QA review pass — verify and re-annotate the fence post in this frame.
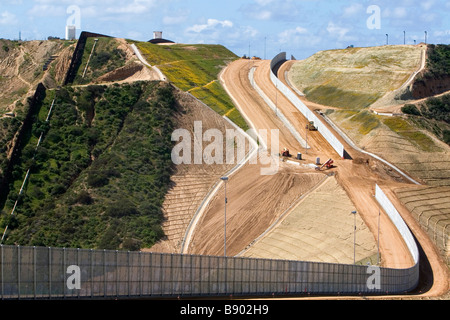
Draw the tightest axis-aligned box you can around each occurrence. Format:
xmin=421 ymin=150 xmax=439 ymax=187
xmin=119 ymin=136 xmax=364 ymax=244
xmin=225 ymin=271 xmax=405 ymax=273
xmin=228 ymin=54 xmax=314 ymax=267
xmin=0 ymin=244 xmax=5 ymax=299
xmin=103 ymin=250 xmax=106 ymax=298
xmin=17 ymin=245 xmax=20 ymax=299
xmin=33 ymin=246 xmax=36 ymax=299
xmin=63 ymin=247 xmax=66 ymax=299
xmin=48 ymin=247 xmax=51 ymax=299
xmin=90 ymin=249 xmax=93 ymax=299
xmin=115 ymin=250 xmax=118 ymax=298
xmin=128 ymin=251 xmax=130 ymax=298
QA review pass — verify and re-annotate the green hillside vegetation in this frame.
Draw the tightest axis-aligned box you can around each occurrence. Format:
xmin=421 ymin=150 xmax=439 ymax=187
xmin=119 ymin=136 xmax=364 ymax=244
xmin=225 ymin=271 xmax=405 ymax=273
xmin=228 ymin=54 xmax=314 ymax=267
xmin=402 ymin=93 xmax=450 ymax=145
xmin=73 ymin=37 xmax=127 ymax=85
xmin=133 ymin=41 xmax=248 ymax=130
xmin=421 ymin=44 xmax=450 ymax=79
xmin=0 ymin=81 xmax=176 ymax=250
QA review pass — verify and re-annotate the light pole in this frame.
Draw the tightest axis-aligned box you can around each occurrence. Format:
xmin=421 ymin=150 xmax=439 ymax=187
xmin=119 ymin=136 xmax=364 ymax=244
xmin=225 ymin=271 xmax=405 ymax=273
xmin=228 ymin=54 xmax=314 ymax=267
xmin=425 ymin=31 xmax=428 ymax=44
xmin=377 ymin=209 xmax=381 ymax=265
xmin=352 ymin=211 xmax=357 ymax=264
xmin=386 ymin=34 xmax=389 ymax=45
xmin=221 ymin=177 xmax=229 ymax=257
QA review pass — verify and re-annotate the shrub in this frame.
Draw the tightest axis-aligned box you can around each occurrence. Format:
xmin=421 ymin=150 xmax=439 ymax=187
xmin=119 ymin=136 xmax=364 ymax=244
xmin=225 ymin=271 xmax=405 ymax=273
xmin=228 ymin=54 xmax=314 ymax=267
xmin=106 ymin=199 xmax=139 ymax=218
xmin=443 ymin=130 xmax=450 ymax=145
xmin=75 ymin=191 xmax=93 ymax=205
xmin=87 ymin=171 xmax=109 ymax=188
xmin=402 ymin=104 xmax=421 ymax=116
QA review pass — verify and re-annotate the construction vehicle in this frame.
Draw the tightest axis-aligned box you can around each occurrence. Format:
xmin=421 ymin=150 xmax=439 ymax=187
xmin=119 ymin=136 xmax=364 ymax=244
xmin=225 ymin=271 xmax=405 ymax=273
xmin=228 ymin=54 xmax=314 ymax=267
xmin=315 ymin=159 xmax=334 ymax=171
xmin=306 ymin=121 xmax=318 ymax=131
xmin=281 ymin=148 xmax=291 ymax=157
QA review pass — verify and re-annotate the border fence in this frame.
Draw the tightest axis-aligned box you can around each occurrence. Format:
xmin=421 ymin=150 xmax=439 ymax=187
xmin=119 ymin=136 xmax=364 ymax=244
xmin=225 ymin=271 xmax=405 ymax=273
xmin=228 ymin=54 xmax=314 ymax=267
xmin=0 ymin=186 xmax=419 ymax=300
xmin=0 ymin=244 xmax=417 ymax=300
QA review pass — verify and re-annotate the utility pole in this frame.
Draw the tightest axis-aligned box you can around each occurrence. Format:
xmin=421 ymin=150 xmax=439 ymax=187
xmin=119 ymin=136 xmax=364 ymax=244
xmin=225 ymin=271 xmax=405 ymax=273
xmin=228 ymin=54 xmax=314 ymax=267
xmin=377 ymin=209 xmax=381 ymax=265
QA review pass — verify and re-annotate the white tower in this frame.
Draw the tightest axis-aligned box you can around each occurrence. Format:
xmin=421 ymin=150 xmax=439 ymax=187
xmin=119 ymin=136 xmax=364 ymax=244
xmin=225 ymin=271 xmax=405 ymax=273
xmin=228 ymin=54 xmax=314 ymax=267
xmin=66 ymin=25 xmax=76 ymax=40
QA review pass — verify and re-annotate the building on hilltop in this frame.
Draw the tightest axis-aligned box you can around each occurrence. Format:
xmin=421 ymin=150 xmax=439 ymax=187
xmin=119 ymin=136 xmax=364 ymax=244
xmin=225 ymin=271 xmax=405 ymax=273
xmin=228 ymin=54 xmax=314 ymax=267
xmin=148 ymin=31 xmax=175 ymax=44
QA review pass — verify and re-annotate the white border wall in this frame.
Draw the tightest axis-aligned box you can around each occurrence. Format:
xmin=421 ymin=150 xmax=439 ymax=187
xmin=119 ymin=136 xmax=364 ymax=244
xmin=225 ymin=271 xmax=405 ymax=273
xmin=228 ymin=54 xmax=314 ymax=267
xmin=270 ymin=53 xmax=345 ymax=158
xmin=375 ymin=185 xmax=419 ymax=264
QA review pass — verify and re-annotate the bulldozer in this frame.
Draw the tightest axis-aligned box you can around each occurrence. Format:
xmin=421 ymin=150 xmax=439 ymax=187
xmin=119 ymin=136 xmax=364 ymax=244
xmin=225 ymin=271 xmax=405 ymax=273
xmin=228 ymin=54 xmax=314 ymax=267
xmin=306 ymin=121 xmax=318 ymax=131
xmin=315 ymin=159 xmax=334 ymax=171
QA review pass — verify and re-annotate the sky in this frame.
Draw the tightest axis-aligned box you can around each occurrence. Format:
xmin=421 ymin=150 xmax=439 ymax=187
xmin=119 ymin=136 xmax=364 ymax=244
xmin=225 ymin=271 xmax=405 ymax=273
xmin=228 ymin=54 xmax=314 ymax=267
xmin=1 ymin=0 xmax=450 ymax=59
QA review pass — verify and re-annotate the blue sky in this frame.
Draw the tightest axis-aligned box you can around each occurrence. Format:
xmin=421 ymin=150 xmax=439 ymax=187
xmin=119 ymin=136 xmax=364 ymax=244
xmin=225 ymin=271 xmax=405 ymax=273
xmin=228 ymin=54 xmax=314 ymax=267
xmin=1 ymin=0 xmax=449 ymax=59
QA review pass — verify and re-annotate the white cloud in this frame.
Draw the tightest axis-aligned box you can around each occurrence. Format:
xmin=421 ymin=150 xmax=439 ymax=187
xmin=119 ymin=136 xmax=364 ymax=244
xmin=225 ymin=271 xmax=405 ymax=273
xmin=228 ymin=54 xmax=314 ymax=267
xmin=279 ymin=27 xmax=308 ymax=44
xmin=163 ymin=9 xmax=190 ymax=26
xmin=383 ymin=7 xmax=408 ymax=19
xmin=343 ymin=3 xmax=364 ymax=17
xmin=106 ymin=0 xmax=157 ymax=14
xmin=421 ymin=0 xmax=435 ymax=11
xmin=187 ymin=19 xmax=233 ymax=33
xmin=255 ymin=0 xmax=275 ymax=5
xmin=242 ymin=0 xmax=299 ymax=21
xmin=0 ymin=11 xmax=18 ymax=25
xmin=327 ymin=22 xmax=350 ymax=40
xmin=28 ymin=4 xmax=66 ymax=17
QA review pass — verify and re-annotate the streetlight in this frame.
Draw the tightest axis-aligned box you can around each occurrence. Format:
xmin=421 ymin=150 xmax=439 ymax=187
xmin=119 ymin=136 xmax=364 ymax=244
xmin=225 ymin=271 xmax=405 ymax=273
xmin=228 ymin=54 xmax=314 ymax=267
xmin=221 ymin=177 xmax=229 ymax=257
xmin=352 ymin=211 xmax=357 ymax=264
xmin=377 ymin=209 xmax=381 ymax=265
xmin=386 ymin=34 xmax=389 ymax=45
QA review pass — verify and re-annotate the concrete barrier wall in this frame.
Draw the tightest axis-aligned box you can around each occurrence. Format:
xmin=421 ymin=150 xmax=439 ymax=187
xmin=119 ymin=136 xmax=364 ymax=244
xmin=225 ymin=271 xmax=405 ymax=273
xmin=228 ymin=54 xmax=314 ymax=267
xmin=375 ymin=185 xmax=420 ymax=265
xmin=374 ymin=184 xmax=420 ymax=291
xmin=270 ymin=53 xmax=345 ymax=158
xmin=249 ymin=67 xmax=308 ymax=149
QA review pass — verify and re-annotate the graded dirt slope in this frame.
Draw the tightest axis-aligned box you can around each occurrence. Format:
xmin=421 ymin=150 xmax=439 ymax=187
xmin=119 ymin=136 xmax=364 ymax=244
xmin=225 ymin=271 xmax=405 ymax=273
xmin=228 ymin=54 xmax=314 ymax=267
xmin=241 ymin=175 xmax=378 ymax=264
xmin=187 ymin=162 xmax=326 ymax=257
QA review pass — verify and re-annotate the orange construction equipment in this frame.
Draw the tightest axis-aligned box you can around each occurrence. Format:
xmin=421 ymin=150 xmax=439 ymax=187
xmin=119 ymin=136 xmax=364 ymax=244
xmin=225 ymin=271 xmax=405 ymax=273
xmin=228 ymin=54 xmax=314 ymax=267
xmin=316 ymin=158 xmax=334 ymax=171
